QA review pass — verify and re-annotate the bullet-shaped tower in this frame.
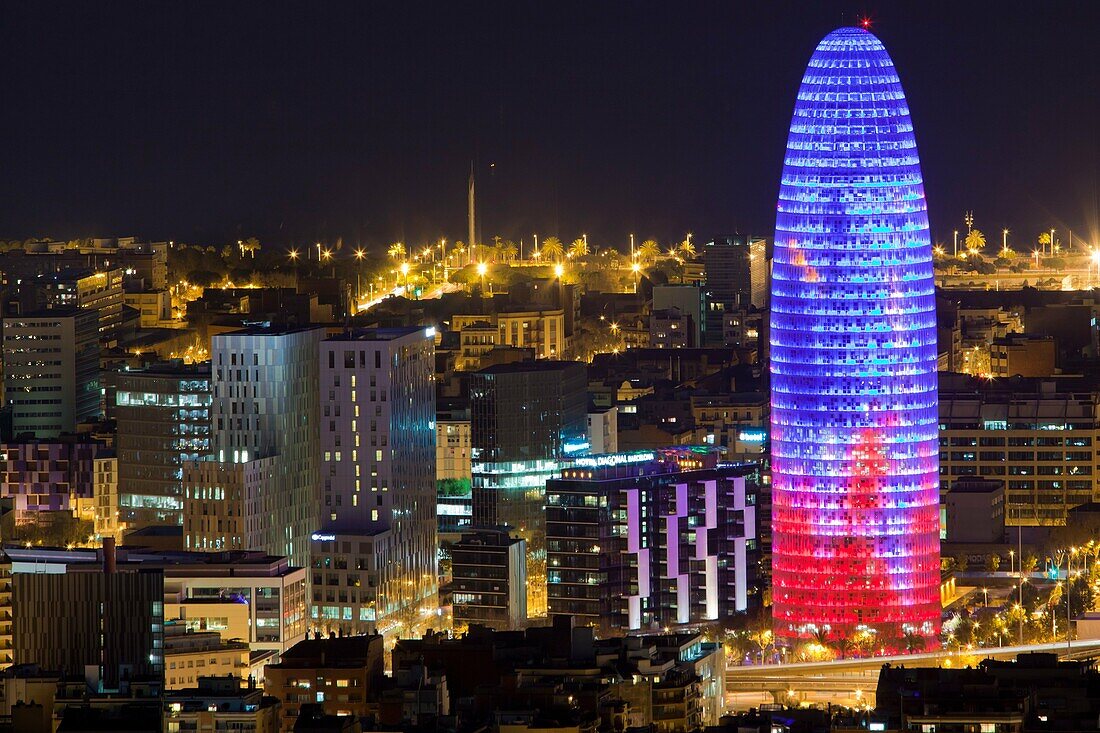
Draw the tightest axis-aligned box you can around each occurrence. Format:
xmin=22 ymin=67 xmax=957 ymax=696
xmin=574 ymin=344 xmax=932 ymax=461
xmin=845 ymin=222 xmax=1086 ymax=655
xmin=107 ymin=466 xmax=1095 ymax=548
xmin=770 ymin=27 xmax=941 ymax=649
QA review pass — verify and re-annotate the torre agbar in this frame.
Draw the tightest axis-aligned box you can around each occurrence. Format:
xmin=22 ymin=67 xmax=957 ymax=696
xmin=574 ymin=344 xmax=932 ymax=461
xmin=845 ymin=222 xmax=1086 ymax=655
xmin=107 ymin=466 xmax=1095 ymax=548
xmin=769 ymin=27 xmax=941 ymax=648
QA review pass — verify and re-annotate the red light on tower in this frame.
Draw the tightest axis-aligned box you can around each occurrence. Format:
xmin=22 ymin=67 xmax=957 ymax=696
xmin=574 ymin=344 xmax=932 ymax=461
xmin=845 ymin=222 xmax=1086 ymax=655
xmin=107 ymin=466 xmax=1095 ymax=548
xmin=861 ymin=17 xmax=872 ymax=29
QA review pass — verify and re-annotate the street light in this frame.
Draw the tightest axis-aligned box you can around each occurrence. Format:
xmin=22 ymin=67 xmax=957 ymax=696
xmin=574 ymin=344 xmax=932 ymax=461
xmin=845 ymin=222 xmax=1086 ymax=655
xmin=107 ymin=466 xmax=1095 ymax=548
xmin=476 ymin=262 xmax=487 ymax=293
xmin=554 ymin=263 xmax=564 ymax=279
xmin=631 ymin=261 xmax=641 ymax=293
xmin=288 ymin=249 xmax=299 ymax=261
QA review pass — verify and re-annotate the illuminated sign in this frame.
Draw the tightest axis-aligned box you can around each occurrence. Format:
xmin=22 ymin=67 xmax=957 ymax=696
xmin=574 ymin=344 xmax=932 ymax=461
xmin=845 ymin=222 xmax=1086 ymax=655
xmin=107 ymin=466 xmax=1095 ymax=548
xmin=574 ymin=451 xmax=656 ymax=468
xmin=562 ymin=440 xmax=591 ymax=455
xmin=738 ymin=429 xmax=767 ymax=443
xmin=310 ymin=533 xmax=336 ymax=542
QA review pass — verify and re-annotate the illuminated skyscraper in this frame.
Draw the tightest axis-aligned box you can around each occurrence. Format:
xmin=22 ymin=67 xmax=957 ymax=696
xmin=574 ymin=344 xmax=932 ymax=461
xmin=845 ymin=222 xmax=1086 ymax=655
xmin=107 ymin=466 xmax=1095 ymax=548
xmin=770 ymin=27 xmax=940 ymax=647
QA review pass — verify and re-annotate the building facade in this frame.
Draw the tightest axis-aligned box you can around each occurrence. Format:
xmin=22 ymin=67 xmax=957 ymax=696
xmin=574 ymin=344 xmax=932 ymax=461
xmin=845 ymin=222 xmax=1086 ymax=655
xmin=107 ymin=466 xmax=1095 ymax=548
xmin=311 ymin=327 xmax=438 ymax=638
xmin=769 ymin=27 xmax=941 ymax=646
xmin=939 ymin=373 xmax=1099 ymax=526
xmin=450 ymin=529 xmax=527 ymax=630
xmin=115 ymin=362 xmax=212 ymax=529
xmin=545 ymin=449 xmax=760 ymax=633
xmin=702 ymin=235 xmax=767 ymax=346
xmin=2 ymin=309 xmax=100 ymax=438
xmin=470 ymin=360 xmax=588 ymax=617
xmin=0 ymin=438 xmax=102 ymax=519
xmin=209 ymin=326 xmax=323 ymax=567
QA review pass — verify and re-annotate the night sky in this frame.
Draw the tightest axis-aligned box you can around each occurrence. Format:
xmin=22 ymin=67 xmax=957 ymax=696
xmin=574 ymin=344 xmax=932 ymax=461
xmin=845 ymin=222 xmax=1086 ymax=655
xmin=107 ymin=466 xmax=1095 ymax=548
xmin=1 ymin=2 xmax=1097 ymax=252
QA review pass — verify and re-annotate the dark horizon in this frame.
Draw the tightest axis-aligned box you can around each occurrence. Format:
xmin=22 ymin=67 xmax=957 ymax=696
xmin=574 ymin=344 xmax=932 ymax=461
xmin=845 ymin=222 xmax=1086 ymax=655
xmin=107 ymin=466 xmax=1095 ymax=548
xmin=1 ymin=1 xmax=1097 ymax=251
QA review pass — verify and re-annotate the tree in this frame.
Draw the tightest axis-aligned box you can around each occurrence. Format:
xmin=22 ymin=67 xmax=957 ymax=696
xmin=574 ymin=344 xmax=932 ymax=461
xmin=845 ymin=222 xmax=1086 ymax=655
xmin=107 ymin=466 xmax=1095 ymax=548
xmin=965 ymin=228 xmax=987 ymax=253
xmin=240 ymin=237 xmax=261 ymax=258
xmin=569 ymin=238 xmax=589 ymax=259
xmin=501 ymin=241 xmax=518 ymax=262
xmin=638 ymin=239 xmax=661 ymax=263
xmin=901 ymin=631 xmax=927 ymax=654
xmin=680 ymin=239 xmax=697 ymax=259
xmin=831 ymin=636 xmax=856 ymax=660
xmin=955 ymin=554 xmax=970 ymax=572
xmin=387 ymin=242 xmax=406 ymax=261
xmin=541 ymin=237 xmax=564 ymax=262
xmin=986 ymin=554 xmax=1001 ymax=572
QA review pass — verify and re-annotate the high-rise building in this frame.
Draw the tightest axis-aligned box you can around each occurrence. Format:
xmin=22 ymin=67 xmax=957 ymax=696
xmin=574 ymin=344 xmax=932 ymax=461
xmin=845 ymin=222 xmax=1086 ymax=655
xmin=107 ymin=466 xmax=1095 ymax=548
xmin=2 ymin=308 xmax=100 ymax=438
xmin=115 ymin=362 xmax=212 ymax=529
xmin=545 ymin=448 xmax=760 ymax=634
xmin=310 ymin=327 xmax=437 ymax=638
xmin=40 ymin=268 xmax=125 ymax=337
xmin=769 ymin=27 xmax=940 ymax=647
xmin=206 ymin=326 xmax=323 ymax=567
xmin=702 ymin=235 xmax=767 ymax=346
xmin=470 ymin=360 xmax=588 ymax=616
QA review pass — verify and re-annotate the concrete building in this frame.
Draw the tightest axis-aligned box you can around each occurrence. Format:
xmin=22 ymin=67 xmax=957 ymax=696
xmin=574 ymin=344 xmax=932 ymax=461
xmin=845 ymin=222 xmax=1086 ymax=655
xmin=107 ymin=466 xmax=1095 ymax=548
xmin=163 ymin=622 xmax=250 ymax=690
xmin=436 ymin=417 xmax=471 ymax=483
xmin=939 ymin=373 xmax=1100 ymax=526
xmin=93 ymin=452 xmax=122 ymax=541
xmin=652 ymin=285 xmax=705 ymax=346
xmin=2 ymin=308 xmax=100 ymax=438
xmin=450 ymin=529 xmax=527 ymax=630
xmin=0 ymin=437 xmax=103 ymax=519
xmin=164 ymin=675 xmax=279 ymax=733
xmin=945 ymin=477 xmax=1006 ymax=544
xmin=183 ymin=456 xmax=279 ymax=551
xmin=586 ymin=406 xmax=618 ymax=454
xmin=546 ymin=449 xmax=760 ymax=633
xmin=115 ymin=362 xmax=212 ymax=529
xmin=207 ymin=326 xmax=323 ymax=567
xmin=40 ymin=268 xmax=125 ymax=338
xmin=470 ymin=360 xmax=588 ymax=616
xmin=311 ymin=327 xmax=437 ymax=638
xmin=123 ymin=289 xmax=173 ymax=329
xmin=649 ymin=307 xmax=696 ymax=348
xmin=990 ymin=334 xmax=1057 ymax=378
xmin=453 ymin=307 xmax=568 ymax=362
xmin=264 ymin=635 xmax=385 ymax=733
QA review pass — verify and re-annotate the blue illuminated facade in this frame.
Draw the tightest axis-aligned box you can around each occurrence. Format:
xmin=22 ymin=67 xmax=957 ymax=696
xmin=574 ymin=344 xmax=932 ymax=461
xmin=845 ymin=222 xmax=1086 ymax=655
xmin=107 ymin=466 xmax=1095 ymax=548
xmin=769 ymin=27 xmax=941 ymax=648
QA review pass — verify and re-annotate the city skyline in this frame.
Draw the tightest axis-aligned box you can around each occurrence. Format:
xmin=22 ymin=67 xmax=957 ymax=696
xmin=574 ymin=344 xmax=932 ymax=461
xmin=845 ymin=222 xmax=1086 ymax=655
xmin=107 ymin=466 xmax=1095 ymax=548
xmin=0 ymin=3 xmax=1097 ymax=249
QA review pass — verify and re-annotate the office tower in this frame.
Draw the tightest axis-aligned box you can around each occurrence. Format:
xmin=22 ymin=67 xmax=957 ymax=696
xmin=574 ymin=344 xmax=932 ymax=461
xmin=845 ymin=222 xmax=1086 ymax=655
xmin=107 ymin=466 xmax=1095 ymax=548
xmin=770 ymin=27 xmax=940 ymax=647
xmin=115 ymin=362 xmax=212 ymax=529
xmin=451 ymin=528 xmax=527 ymax=630
xmin=208 ymin=326 xmax=323 ymax=567
xmin=471 ymin=360 xmax=588 ymax=616
xmin=702 ymin=235 xmax=767 ymax=345
xmin=2 ymin=308 xmax=100 ymax=438
xmin=10 ymin=542 xmax=164 ymax=690
xmin=311 ymin=327 xmax=437 ymax=638
xmin=938 ymin=373 xmax=1099 ymax=527
xmin=93 ymin=451 xmax=122 ymax=541
xmin=545 ymin=448 xmax=759 ymax=633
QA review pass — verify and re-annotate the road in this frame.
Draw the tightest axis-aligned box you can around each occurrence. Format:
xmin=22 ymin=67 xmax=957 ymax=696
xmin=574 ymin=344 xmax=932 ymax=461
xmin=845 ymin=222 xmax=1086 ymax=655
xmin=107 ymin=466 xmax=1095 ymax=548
xmin=726 ymin=639 xmax=1100 ymax=709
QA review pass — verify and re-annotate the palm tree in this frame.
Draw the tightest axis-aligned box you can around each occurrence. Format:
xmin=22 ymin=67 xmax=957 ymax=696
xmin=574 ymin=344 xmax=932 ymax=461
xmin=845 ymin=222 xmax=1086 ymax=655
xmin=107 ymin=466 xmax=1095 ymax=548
xmin=569 ymin=238 xmax=589 ymax=260
xmin=965 ymin=228 xmax=987 ymax=254
xmin=501 ymin=241 xmax=518 ymax=262
xmin=831 ymin=636 xmax=857 ymax=660
xmin=901 ymin=631 xmax=926 ymax=654
xmin=638 ymin=239 xmax=661 ymax=263
xmin=541 ymin=237 xmax=564 ymax=262
xmin=679 ymin=240 xmax=697 ymax=260
xmin=387 ymin=242 xmax=406 ymax=261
